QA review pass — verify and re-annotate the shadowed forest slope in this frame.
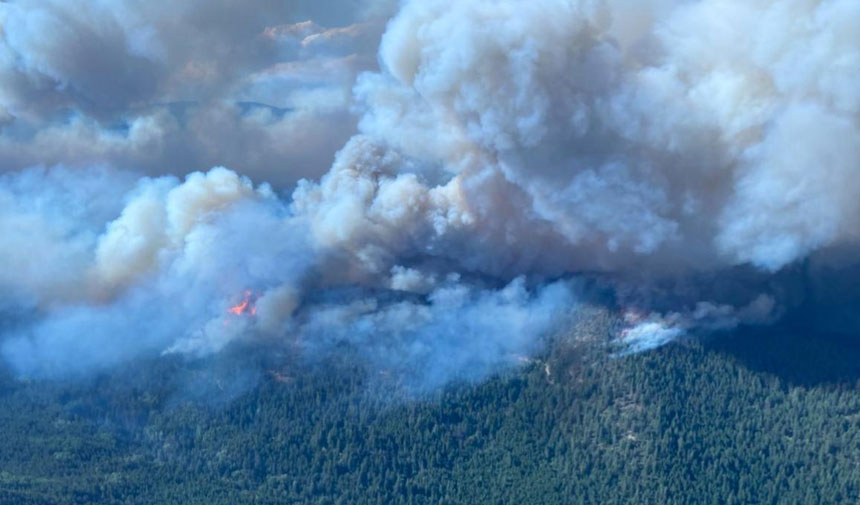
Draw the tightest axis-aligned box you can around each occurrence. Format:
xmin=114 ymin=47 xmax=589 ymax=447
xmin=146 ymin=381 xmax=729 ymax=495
xmin=1 ymin=330 xmax=860 ymax=505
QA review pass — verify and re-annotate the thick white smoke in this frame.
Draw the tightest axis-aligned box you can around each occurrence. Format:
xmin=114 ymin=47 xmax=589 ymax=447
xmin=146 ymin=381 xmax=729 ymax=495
xmin=347 ymin=0 xmax=859 ymax=274
xmin=0 ymin=0 xmax=858 ymax=387
xmin=0 ymin=165 xmax=576 ymax=386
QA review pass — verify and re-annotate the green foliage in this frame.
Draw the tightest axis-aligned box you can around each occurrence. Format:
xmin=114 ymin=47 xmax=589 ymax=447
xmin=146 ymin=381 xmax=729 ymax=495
xmin=1 ymin=332 xmax=859 ymax=505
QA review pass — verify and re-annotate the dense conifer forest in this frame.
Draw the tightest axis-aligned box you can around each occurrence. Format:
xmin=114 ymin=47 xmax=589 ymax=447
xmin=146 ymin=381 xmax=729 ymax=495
xmin=2 ymin=325 xmax=860 ymax=505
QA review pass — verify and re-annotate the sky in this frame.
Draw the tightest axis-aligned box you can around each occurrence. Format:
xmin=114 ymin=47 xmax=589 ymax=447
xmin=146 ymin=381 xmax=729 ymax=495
xmin=0 ymin=0 xmax=857 ymax=392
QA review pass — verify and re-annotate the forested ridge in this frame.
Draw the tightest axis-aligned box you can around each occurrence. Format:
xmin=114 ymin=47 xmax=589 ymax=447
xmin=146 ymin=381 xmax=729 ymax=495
xmin=2 ymin=328 xmax=860 ymax=505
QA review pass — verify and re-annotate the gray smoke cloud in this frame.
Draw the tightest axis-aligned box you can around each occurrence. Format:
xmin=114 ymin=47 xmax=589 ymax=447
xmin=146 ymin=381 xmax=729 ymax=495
xmin=0 ymin=0 xmax=394 ymax=186
xmin=0 ymin=0 xmax=858 ymax=389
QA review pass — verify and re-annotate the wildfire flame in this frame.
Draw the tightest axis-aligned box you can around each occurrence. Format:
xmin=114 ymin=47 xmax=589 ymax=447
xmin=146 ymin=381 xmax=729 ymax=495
xmin=228 ymin=290 xmax=257 ymax=316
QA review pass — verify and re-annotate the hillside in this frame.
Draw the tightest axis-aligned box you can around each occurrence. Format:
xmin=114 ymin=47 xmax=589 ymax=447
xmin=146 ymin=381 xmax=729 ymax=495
xmin=2 ymin=325 xmax=860 ymax=505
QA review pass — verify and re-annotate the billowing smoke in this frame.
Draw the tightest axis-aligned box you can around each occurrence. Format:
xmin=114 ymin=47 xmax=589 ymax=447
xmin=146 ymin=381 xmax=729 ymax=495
xmin=1 ymin=0 xmax=858 ymax=390
xmin=0 ymin=165 xmax=577 ymax=387
xmin=0 ymin=0 xmax=395 ymax=186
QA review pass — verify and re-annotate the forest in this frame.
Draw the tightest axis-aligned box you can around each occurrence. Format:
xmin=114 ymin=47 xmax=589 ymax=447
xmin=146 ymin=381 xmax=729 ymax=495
xmin=2 ymin=320 xmax=860 ymax=505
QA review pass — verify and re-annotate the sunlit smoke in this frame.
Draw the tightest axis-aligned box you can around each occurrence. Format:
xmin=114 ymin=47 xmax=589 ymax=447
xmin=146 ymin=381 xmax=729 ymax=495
xmin=0 ymin=0 xmax=857 ymax=389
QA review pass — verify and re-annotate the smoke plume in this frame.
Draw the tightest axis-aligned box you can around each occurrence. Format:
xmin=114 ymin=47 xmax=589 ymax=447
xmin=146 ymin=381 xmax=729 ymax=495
xmin=0 ymin=0 xmax=858 ymax=390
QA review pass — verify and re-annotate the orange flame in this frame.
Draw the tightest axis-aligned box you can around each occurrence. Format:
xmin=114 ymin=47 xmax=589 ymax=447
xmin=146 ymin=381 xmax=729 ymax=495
xmin=228 ymin=290 xmax=257 ymax=316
